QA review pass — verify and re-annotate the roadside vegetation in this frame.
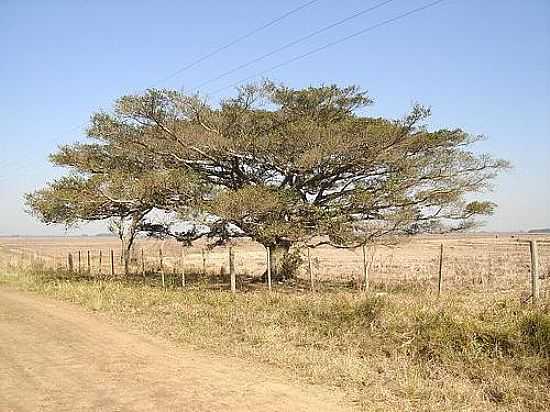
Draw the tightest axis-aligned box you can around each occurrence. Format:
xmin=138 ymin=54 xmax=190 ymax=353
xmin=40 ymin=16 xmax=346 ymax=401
xmin=2 ymin=263 xmax=548 ymax=411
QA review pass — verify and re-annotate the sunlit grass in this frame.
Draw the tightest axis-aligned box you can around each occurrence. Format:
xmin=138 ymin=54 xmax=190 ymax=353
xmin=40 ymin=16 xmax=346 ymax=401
xmin=1 ymin=264 xmax=549 ymax=411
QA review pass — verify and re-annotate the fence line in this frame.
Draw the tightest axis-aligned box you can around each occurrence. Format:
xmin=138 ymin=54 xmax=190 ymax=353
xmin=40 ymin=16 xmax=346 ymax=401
xmin=1 ymin=237 xmax=549 ymax=299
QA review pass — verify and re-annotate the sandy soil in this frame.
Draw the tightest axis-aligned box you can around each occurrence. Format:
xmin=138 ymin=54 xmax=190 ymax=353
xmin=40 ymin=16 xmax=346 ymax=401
xmin=0 ymin=288 xmax=351 ymax=412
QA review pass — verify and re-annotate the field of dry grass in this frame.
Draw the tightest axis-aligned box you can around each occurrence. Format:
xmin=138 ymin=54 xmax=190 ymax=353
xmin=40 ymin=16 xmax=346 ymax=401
xmin=1 ymin=233 xmax=549 ymax=295
xmin=1 ymin=234 xmax=549 ymax=410
xmin=1 ymin=264 xmax=549 ymax=411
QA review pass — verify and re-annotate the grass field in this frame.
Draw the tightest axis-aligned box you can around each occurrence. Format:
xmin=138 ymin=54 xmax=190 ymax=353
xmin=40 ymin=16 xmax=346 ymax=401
xmin=1 ymin=262 xmax=549 ymax=411
xmin=1 ymin=234 xmax=549 ymax=295
xmin=1 ymin=233 xmax=550 ymax=411
xmin=1 ymin=234 xmax=550 ymax=410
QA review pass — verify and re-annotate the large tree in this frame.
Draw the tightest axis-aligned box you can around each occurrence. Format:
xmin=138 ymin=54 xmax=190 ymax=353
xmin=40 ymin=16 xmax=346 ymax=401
xmin=30 ymin=82 xmax=508 ymax=278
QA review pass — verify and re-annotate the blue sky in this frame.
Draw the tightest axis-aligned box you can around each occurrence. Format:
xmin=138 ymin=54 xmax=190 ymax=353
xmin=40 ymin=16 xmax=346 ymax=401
xmin=1 ymin=0 xmax=549 ymax=235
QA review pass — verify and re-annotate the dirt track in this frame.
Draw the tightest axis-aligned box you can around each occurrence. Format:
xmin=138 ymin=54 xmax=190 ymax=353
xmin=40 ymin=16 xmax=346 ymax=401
xmin=0 ymin=288 xmax=351 ymax=411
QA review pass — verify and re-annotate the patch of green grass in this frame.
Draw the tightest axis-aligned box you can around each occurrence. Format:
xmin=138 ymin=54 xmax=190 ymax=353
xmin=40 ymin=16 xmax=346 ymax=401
xmin=520 ymin=311 xmax=550 ymax=356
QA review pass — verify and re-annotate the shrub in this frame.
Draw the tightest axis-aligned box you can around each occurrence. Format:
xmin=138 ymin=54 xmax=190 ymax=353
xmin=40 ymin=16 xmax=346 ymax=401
xmin=520 ymin=312 xmax=550 ymax=356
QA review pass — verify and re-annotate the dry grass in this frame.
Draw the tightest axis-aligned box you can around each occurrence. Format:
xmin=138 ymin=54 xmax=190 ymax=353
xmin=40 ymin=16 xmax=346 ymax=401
xmin=1 ymin=259 xmax=549 ymax=411
xmin=1 ymin=234 xmax=549 ymax=294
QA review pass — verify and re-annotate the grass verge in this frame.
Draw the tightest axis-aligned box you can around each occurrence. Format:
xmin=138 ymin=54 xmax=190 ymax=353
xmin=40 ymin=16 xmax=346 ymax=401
xmin=1 ymin=267 xmax=549 ymax=411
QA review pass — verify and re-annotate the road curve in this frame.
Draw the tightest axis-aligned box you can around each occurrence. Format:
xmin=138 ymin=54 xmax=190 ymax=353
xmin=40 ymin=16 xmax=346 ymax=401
xmin=0 ymin=288 xmax=351 ymax=411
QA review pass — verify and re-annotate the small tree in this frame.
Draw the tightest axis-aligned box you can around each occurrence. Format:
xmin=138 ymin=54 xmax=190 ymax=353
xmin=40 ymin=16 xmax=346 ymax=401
xmin=108 ymin=215 xmax=142 ymax=269
xmin=26 ymin=157 xmax=201 ymax=274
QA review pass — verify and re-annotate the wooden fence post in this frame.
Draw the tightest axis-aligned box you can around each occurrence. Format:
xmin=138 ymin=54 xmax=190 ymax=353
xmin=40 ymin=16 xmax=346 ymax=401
xmin=529 ymin=240 xmax=540 ymax=302
xmin=229 ymin=246 xmax=236 ymax=293
xmin=201 ymin=249 xmax=206 ymax=276
xmin=307 ymin=247 xmax=313 ymax=291
xmin=141 ymin=248 xmax=146 ymax=279
xmin=266 ymin=246 xmax=272 ymax=291
xmin=438 ymin=243 xmax=444 ymax=296
xmin=68 ymin=253 xmax=74 ymax=272
xmin=110 ymin=249 xmax=115 ymax=276
xmin=98 ymin=250 xmax=102 ymax=275
xmin=87 ymin=250 xmax=91 ymax=274
xmin=180 ymin=248 xmax=186 ymax=287
xmin=181 ymin=265 xmax=186 ymax=288
xmin=78 ymin=250 xmax=81 ymax=274
xmin=159 ymin=248 xmax=165 ymax=288
xmin=362 ymin=244 xmax=369 ymax=291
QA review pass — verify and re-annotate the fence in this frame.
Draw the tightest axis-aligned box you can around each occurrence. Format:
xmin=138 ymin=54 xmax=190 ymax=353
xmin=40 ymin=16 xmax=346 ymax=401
xmin=1 ymin=235 xmax=549 ymax=299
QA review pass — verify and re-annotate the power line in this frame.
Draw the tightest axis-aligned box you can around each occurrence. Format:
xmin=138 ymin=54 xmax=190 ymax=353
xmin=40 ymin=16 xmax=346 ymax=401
xmin=19 ymin=0 xmax=449 ymax=179
xmin=46 ymin=0 xmax=447 ymax=159
xmin=149 ymin=0 xmax=322 ymax=88
xmin=208 ymin=0 xmax=449 ymax=96
xmin=191 ymin=0 xmax=396 ymax=91
xmin=35 ymin=1 xmax=323 ymax=151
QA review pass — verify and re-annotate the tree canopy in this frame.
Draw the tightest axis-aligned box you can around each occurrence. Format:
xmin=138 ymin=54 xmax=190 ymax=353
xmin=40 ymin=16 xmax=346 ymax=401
xmin=25 ymin=155 xmax=202 ymax=272
xmin=26 ymin=81 xmax=509 ymax=277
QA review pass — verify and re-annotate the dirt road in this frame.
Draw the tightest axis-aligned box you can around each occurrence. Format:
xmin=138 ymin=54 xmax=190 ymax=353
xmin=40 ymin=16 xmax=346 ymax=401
xmin=0 ymin=288 xmax=351 ymax=411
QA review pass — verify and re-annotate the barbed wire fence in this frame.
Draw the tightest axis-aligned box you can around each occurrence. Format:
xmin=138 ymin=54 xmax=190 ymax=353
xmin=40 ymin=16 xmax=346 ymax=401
xmin=1 ymin=236 xmax=548 ymax=300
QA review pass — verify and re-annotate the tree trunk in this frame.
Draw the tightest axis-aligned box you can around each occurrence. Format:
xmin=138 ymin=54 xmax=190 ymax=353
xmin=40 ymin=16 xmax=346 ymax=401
xmin=263 ymin=240 xmax=298 ymax=282
xmin=121 ymin=239 xmax=133 ymax=276
xmin=121 ymin=213 xmax=143 ymax=276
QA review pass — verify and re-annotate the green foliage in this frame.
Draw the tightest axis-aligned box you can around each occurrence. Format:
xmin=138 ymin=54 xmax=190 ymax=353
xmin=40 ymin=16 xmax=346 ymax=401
xmin=278 ymin=248 xmax=303 ymax=279
xmin=27 ymin=81 xmax=509 ymax=251
xmin=403 ymin=310 xmax=518 ymax=361
xmin=520 ymin=311 xmax=550 ymax=356
xmin=26 ymin=144 xmax=204 ymax=273
xmin=290 ymin=294 xmax=385 ymax=334
xmin=26 ymin=169 xmax=200 ymax=225
xmin=207 ymin=186 xmax=310 ymax=243
xmin=407 ymin=311 xmax=473 ymax=360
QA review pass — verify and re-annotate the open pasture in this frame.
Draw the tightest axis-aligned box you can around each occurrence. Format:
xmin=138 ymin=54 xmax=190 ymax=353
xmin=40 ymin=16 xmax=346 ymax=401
xmin=2 ymin=234 xmax=550 ymax=411
xmin=1 ymin=233 xmax=549 ymax=295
